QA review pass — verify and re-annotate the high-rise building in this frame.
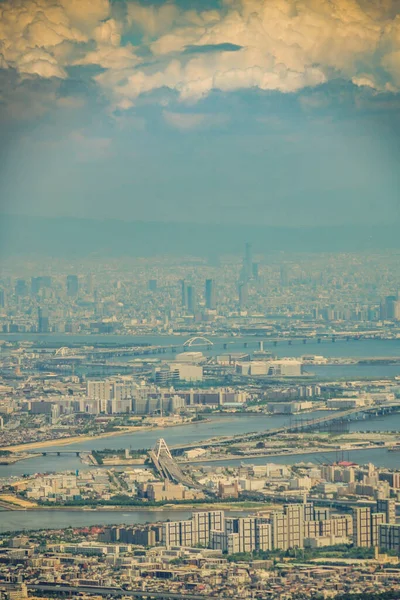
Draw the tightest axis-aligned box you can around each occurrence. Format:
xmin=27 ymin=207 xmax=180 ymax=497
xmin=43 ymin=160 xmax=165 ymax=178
xmin=353 ymin=505 xmax=388 ymax=548
xmin=353 ymin=507 xmax=372 ymax=547
xmin=224 ymin=516 xmax=272 ymax=553
xmin=380 ymin=295 xmax=400 ymax=320
xmin=245 ymin=242 xmax=252 ymax=274
xmin=192 ymin=511 xmax=224 ymax=546
xmin=238 ymin=282 xmax=248 ymax=309
xmin=87 ymin=380 xmax=112 ymax=407
xmin=271 ymin=505 xmax=304 ymax=550
xmin=15 ymin=279 xmax=27 ymax=296
xmin=371 ymin=512 xmax=386 ymax=547
xmin=31 ymin=277 xmax=41 ymax=295
xmin=66 ymin=275 xmax=79 ymax=297
xmin=180 ymin=280 xmax=187 ymax=308
xmin=0 ymin=288 xmax=6 ymax=308
xmin=205 ymin=279 xmax=216 ymax=310
xmin=187 ymin=285 xmax=197 ymax=314
xmin=252 ymin=262 xmax=259 ymax=280
xmin=31 ymin=276 xmax=52 ymax=295
xmin=37 ymin=308 xmax=50 ymax=334
xmin=148 ymin=279 xmax=157 ymax=292
xmin=163 ymin=520 xmax=194 ymax=548
xmin=380 ymin=524 xmax=400 ymax=553
xmin=86 ymin=273 xmax=94 ymax=294
xmin=377 ymin=499 xmax=396 ymax=525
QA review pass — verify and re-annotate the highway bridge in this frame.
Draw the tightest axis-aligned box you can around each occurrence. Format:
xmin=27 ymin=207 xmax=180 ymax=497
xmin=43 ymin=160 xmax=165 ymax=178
xmin=149 ymin=439 xmax=210 ymax=493
xmin=27 ymin=450 xmax=91 ymax=457
xmin=0 ymin=582 xmax=212 ymax=599
xmin=23 ymin=404 xmax=399 ymax=460
xmin=45 ymin=333 xmax=379 ymax=361
xmin=170 ymin=403 xmax=400 ymax=453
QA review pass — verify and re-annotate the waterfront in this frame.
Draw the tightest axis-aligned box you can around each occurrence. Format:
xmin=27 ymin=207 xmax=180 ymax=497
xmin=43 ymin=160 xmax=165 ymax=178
xmin=2 ymin=410 xmax=400 ymax=477
xmin=2 ymin=333 xmax=400 ymax=360
xmin=3 ymin=334 xmax=400 ymax=381
xmin=0 ymin=509 xmax=193 ymax=534
xmin=1 ymin=442 xmax=400 ymax=533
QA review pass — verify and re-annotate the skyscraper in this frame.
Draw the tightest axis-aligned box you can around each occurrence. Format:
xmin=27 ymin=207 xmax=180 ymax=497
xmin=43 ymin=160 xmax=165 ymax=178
xmin=66 ymin=275 xmax=79 ymax=297
xmin=86 ymin=273 xmax=94 ymax=294
xmin=148 ymin=279 xmax=157 ymax=292
xmin=0 ymin=289 xmax=6 ymax=309
xmin=245 ymin=242 xmax=252 ymax=275
xmin=38 ymin=308 xmax=50 ymax=334
xmin=15 ymin=279 xmax=28 ymax=296
xmin=238 ymin=282 xmax=248 ymax=309
xmin=180 ymin=280 xmax=187 ymax=308
xmin=31 ymin=277 xmax=41 ymax=295
xmin=205 ymin=279 xmax=216 ymax=310
xmin=187 ymin=285 xmax=197 ymax=314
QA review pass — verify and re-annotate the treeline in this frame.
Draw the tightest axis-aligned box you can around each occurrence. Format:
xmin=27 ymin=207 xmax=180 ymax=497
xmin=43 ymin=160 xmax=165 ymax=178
xmin=329 ymin=594 xmax=400 ymax=600
xmin=227 ymin=545 xmax=375 ymax=563
xmin=38 ymin=494 xmax=243 ymax=508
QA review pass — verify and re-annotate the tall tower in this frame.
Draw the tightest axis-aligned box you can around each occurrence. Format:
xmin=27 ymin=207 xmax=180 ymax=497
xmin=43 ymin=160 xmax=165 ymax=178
xmin=187 ymin=285 xmax=197 ymax=314
xmin=245 ymin=242 xmax=252 ymax=274
xmin=38 ymin=308 xmax=50 ymax=334
xmin=205 ymin=279 xmax=216 ymax=310
xmin=180 ymin=280 xmax=187 ymax=308
xmin=238 ymin=282 xmax=248 ymax=310
xmin=0 ymin=288 xmax=6 ymax=308
xmin=66 ymin=275 xmax=79 ymax=297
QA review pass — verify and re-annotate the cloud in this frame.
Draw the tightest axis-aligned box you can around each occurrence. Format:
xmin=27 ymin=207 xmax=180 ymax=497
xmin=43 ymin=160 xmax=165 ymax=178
xmin=0 ymin=70 xmax=61 ymax=121
xmin=2 ymin=0 xmax=400 ymax=116
xmin=0 ymin=0 xmax=111 ymax=79
xmin=95 ymin=0 xmax=400 ymax=109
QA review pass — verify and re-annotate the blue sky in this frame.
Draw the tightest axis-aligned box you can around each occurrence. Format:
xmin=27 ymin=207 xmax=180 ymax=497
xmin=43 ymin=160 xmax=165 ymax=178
xmin=0 ymin=0 xmax=400 ymax=227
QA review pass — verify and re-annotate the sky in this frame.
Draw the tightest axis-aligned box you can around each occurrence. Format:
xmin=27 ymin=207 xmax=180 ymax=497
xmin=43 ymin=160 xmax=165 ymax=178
xmin=1 ymin=0 xmax=400 ymax=228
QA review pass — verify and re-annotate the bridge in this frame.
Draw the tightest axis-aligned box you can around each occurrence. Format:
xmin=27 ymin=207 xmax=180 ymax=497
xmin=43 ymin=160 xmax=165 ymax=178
xmin=170 ymin=403 xmax=400 ymax=453
xmin=22 ymin=404 xmax=399 ymax=460
xmin=148 ymin=439 xmax=209 ymax=492
xmin=44 ymin=333 xmax=376 ymax=361
xmin=183 ymin=336 xmax=213 ymax=347
xmin=0 ymin=583 xmax=212 ymax=599
xmin=27 ymin=450 xmax=91 ymax=457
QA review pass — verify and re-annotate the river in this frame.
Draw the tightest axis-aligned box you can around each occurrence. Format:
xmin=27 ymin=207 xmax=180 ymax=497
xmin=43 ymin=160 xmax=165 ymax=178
xmin=1 ymin=333 xmax=400 ymax=359
xmin=0 ymin=509 xmax=193 ymax=534
xmin=3 ymin=333 xmax=400 ymax=381
xmin=0 ymin=412 xmax=328 ymax=477
xmin=2 ymin=410 xmax=400 ymax=478
xmin=1 ymin=444 xmax=400 ymax=533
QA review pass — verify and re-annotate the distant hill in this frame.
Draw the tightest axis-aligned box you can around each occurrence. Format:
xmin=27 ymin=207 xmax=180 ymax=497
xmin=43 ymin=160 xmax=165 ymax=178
xmin=0 ymin=214 xmax=399 ymax=258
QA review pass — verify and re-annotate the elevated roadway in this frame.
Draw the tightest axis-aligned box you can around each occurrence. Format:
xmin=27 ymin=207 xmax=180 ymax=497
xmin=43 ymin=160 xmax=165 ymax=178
xmin=149 ymin=439 xmax=210 ymax=493
xmin=0 ymin=583 xmax=212 ymax=599
xmin=170 ymin=403 xmax=400 ymax=453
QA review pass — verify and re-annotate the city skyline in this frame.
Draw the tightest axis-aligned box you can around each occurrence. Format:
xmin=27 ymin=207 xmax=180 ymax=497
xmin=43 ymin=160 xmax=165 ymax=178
xmin=2 ymin=3 xmax=400 ymax=598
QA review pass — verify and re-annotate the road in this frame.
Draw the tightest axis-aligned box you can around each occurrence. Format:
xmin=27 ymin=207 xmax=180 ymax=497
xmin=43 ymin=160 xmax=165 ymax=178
xmin=171 ymin=403 xmax=400 ymax=452
xmin=0 ymin=582 xmax=215 ymax=599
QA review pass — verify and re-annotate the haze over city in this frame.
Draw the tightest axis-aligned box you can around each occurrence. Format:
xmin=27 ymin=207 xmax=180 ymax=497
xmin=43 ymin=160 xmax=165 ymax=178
xmin=2 ymin=2 xmax=400 ymax=600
